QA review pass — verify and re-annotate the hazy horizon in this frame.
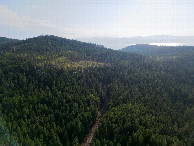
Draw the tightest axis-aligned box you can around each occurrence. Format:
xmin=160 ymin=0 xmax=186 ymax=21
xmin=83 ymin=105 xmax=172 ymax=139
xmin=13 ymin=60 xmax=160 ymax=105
xmin=1 ymin=35 xmax=194 ymax=50
xmin=78 ymin=35 xmax=194 ymax=49
xmin=0 ymin=0 xmax=194 ymax=40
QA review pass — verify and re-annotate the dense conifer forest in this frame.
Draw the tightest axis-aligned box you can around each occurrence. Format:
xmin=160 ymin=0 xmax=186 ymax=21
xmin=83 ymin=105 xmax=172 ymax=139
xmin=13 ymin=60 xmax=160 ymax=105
xmin=0 ymin=36 xmax=193 ymax=145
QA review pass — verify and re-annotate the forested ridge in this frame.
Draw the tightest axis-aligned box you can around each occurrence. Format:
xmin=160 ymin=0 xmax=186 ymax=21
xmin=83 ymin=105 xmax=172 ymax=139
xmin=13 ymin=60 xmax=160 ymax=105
xmin=0 ymin=36 xmax=193 ymax=145
xmin=0 ymin=37 xmax=19 ymax=45
xmin=121 ymin=44 xmax=194 ymax=60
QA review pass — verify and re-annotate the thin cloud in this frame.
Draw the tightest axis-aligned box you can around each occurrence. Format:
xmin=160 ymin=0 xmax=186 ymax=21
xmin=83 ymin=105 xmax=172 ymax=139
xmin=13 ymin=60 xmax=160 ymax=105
xmin=0 ymin=5 xmax=89 ymax=38
xmin=0 ymin=5 xmax=123 ymax=38
xmin=0 ymin=5 xmax=53 ymax=29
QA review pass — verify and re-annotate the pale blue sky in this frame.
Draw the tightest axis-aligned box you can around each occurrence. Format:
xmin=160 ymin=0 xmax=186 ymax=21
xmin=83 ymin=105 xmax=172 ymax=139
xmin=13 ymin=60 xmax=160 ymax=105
xmin=0 ymin=0 xmax=194 ymax=39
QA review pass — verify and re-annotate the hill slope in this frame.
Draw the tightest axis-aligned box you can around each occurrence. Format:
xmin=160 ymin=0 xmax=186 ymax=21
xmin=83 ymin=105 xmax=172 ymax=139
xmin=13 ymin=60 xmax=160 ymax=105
xmin=0 ymin=35 xmax=145 ymax=68
xmin=121 ymin=44 xmax=194 ymax=57
xmin=0 ymin=37 xmax=19 ymax=45
xmin=0 ymin=36 xmax=193 ymax=145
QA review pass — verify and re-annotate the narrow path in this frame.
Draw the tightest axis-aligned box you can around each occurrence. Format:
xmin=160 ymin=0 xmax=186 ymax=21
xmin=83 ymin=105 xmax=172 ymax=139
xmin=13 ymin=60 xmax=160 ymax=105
xmin=80 ymin=87 xmax=109 ymax=146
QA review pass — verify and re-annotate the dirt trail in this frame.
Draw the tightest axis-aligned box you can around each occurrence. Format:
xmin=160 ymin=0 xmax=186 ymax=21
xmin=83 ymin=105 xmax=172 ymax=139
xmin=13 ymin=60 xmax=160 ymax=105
xmin=80 ymin=87 xmax=109 ymax=146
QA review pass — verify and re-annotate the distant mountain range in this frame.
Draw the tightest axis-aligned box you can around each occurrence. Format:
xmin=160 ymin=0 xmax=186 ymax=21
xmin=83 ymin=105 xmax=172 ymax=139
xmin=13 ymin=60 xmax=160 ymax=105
xmin=78 ymin=35 xmax=194 ymax=50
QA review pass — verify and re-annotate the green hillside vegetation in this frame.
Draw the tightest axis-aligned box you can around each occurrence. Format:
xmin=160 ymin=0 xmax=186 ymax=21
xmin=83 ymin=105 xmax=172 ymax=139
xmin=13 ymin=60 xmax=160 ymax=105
xmin=0 ymin=37 xmax=19 ymax=46
xmin=1 ymin=35 xmax=144 ymax=69
xmin=0 ymin=36 xmax=193 ymax=145
xmin=121 ymin=44 xmax=194 ymax=60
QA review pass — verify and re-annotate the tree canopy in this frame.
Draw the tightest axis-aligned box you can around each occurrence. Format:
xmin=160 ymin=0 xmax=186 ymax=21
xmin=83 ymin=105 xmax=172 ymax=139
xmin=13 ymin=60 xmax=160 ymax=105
xmin=0 ymin=36 xmax=193 ymax=145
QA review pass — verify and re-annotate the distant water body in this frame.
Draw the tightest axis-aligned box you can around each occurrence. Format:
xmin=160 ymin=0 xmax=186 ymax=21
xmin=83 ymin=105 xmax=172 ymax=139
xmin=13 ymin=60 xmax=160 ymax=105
xmin=149 ymin=43 xmax=186 ymax=46
xmin=97 ymin=43 xmax=194 ymax=50
xmin=125 ymin=43 xmax=194 ymax=47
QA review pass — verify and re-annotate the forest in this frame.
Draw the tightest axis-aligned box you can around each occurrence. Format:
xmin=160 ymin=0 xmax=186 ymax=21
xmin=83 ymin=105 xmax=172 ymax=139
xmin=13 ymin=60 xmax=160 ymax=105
xmin=0 ymin=36 xmax=193 ymax=145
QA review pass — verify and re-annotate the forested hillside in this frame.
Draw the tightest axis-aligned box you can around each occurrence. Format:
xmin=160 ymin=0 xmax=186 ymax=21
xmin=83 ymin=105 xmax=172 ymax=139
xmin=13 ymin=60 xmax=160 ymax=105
xmin=0 ymin=36 xmax=193 ymax=145
xmin=121 ymin=44 xmax=194 ymax=60
xmin=0 ymin=37 xmax=19 ymax=45
xmin=0 ymin=35 xmax=144 ymax=68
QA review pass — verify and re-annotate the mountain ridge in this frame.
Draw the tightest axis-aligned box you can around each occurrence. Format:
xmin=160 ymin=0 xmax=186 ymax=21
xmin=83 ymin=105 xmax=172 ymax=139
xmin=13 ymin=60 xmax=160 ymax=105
xmin=0 ymin=35 xmax=145 ymax=69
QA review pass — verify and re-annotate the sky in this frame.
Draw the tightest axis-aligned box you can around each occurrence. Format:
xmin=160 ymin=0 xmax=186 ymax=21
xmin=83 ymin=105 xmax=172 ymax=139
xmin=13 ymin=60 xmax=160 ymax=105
xmin=0 ymin=0 xmax=194 ymax=39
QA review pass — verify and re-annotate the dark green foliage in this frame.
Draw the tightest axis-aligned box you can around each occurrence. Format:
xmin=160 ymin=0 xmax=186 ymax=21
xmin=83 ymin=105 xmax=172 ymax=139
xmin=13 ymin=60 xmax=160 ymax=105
xmin=121 ymin=44 xmax=194 ymax=59
xmin=0 ymin=37 xmax=19 ymax=45
xmin=0 ymin=36 xmax=193 ymax=145
xmin=1 ymin=35 xmax=144 ymax=65
xmin=93 ymin=104 xmax=185 ymax=145
xmin=0 ymin=54 xmax=103 ymax=145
